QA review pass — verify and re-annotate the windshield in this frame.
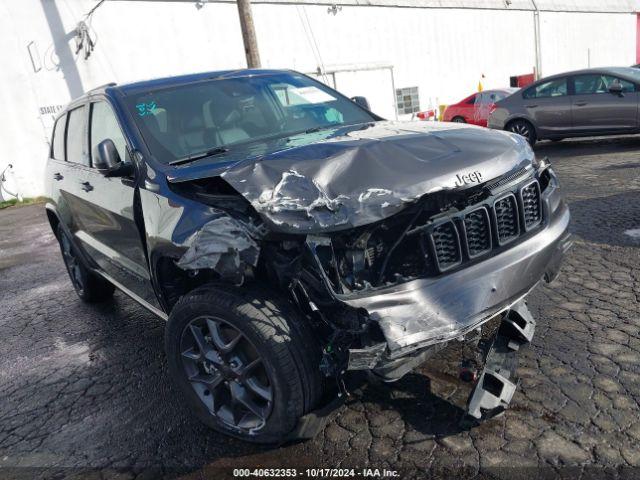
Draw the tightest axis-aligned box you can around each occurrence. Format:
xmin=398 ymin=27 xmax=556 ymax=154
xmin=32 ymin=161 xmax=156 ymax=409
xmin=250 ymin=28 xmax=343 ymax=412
xmin=609 ymin=67 xmax=640 ymax=82
xmin=125 ymin=72 xmax=376 ymax=164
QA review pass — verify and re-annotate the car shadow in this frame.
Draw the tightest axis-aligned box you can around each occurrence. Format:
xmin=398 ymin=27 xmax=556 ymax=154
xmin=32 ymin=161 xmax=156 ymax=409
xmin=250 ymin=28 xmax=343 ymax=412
xmin=597 ymin=162 xmax=640 ymax=171
xmin=353 ymin=371 xmax=475 ymax=439
xmin=568 ymin=190 xmax=640 ymax=247
xmin=534 ymin=134 xmax=640 ymax=159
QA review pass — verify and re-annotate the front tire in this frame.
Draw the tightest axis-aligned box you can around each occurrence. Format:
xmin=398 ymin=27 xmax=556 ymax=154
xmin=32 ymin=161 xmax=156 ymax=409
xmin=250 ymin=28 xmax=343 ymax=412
xmin=165 ymin=285 xmax=323 ymax=443
xmin=506 ymin=119 xmax=537 ymax=146
xmin=452 ymin=116 xmax=466 ymax=123
xmin=57 ymin=225 xmax=115 ymax=303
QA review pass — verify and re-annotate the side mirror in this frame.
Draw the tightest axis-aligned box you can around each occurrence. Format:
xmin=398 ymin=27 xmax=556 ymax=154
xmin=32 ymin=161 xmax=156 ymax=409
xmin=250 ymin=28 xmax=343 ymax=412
xmin=608 ymin=82 xmax=623 ymax=96
xmin=351 ymin=96 xmax=371 ymax=111
xmin=93 ymin=139 xmax=132 ymax=177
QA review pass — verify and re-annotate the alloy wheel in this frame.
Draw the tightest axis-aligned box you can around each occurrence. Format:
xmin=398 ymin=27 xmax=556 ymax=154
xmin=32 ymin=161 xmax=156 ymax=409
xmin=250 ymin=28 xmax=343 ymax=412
xmin=510 ymin=122 xmax=530 ymax=138
xmin=60 ymin=233 xmax=84 ymax=294
xmin=180 ymin=316 xmax=273 ymax=434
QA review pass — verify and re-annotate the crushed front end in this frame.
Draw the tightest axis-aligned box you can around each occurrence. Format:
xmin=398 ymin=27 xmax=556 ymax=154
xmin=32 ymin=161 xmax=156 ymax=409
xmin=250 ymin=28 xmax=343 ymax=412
xmin=296 ymin=159 xmax=571 ymax=419
xmin=166 ymin=122 xmax=571 ymax=422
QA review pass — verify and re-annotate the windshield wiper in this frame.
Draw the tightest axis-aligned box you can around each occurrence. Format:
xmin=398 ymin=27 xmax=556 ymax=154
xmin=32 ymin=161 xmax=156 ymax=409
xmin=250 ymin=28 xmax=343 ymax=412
xmin=286 ymin=122 xmax=376 ymax=143
xmin=169 ymin=147 xmax=229 ymax=166
xmin=284 ymin=125 xmax=337 ymax=143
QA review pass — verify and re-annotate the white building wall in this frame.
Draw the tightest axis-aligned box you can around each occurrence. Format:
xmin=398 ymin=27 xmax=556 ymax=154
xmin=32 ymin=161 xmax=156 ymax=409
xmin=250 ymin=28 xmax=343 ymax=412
xmin=539 ymin=11 xmax=636 ymax=76
xmin=253 ymin=5 xmax=536 ymax=111
xmin=1 ymin=0 xmax=637 ymax=198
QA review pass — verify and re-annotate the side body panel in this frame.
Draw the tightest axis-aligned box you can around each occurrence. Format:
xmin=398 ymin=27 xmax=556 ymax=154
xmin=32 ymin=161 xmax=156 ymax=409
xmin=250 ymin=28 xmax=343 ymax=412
xmin=46 ymin=95 xmax=160 ymax=311
xmin=571 ymin=73 xmax=638 ymax=134
xmin=570 ymin=92 xmax=638 ymax=131
xmin=523 ymin=97 xmax=572 ymax=137
xmin=73 ymin=168 xmax=159 ymax=308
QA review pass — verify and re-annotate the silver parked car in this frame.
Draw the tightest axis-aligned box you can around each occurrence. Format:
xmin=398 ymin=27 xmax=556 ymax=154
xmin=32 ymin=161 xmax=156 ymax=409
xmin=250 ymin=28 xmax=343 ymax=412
xmin=488 ymin=67 xmax=640 ymax=145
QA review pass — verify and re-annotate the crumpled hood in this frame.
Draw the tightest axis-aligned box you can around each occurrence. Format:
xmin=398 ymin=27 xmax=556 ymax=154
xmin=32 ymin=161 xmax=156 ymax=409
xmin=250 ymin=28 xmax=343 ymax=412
xmin=170 ymin=121 xmax=534 ymax=234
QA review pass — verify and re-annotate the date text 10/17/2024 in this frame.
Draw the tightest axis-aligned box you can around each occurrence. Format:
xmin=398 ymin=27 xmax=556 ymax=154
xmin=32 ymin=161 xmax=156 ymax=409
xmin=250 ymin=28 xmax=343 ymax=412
xmin=233 ymin=468 xmax=400 ymax=478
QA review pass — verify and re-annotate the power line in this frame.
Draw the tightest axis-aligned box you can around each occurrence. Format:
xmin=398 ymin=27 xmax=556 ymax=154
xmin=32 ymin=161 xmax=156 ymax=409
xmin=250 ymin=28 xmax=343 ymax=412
xmin=84 ymin=0 xmax=106 ymax=19
xmin=295 ymin=6 xmax=329 ymax=84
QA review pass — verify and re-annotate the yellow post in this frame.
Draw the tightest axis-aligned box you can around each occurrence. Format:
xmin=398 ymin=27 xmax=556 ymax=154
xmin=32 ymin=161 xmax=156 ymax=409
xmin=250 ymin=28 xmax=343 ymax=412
xmin=438 ymin=104 xmax=447 ymax=121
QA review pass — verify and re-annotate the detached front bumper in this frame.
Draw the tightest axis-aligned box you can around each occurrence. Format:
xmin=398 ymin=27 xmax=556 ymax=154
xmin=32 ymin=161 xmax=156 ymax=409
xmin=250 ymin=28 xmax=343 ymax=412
xmin=466 ymin=300 xmax=536 ymax=419
xmin=343 ymin=170 xmax=571 ymax=363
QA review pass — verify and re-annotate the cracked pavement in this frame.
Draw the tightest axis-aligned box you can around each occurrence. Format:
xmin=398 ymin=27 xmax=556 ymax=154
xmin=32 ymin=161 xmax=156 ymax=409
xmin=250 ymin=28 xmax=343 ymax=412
xmin=1 ymin=136 xmax=640 ymax=478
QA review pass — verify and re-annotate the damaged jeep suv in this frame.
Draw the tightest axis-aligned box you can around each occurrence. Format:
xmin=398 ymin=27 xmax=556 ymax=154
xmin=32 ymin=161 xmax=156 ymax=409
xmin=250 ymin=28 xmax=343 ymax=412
xmin=45 ymin=70 xmax=571 ymax=443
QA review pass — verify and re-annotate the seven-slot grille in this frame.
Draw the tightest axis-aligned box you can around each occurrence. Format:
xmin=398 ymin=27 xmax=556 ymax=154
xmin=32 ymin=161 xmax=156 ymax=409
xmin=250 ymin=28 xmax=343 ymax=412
xmin=464 ymin=208 xmax=491 ymax=257
xmin=430 ymin=221 xmax=461 ymax=271
xmin=494 ymin=194 xmax=519 ymax=245
xmin=427 ymin=179 xmax=543 ymax=273
xmin=520 ymin=181 xmax=542 ymax=230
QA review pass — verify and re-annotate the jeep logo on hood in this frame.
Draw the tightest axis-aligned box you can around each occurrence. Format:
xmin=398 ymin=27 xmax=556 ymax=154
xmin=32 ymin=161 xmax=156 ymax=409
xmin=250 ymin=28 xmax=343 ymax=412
xmin=454 ymin=171 xmax=483 ymax=187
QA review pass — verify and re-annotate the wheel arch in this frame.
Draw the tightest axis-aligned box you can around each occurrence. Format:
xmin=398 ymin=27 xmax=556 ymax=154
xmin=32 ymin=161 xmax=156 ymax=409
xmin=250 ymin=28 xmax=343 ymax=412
xmin=45 ymin=204 xmax=60 ymax=238
xmin=152 ymin=253 xmax=229 ymax=313
xmin=48 ymin=205 xmax=101 ymax=272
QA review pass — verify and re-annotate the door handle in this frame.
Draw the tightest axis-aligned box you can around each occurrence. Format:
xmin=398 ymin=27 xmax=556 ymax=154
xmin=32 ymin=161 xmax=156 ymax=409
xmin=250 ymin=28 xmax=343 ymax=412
xmin=525 ymin=104 xmax=538 ymax=108
xmin=53 ymin=172 xmax=63 ymax=181
xmin=81 ymin=181 xmax=94 ymax=192
xmin=574 ymin=101 xmax=588 ymax=106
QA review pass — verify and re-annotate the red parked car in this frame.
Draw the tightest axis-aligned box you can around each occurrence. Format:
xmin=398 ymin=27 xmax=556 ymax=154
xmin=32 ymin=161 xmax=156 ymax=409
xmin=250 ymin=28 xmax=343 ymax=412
xmin=442 ymin=88 xmax=518 ymax=127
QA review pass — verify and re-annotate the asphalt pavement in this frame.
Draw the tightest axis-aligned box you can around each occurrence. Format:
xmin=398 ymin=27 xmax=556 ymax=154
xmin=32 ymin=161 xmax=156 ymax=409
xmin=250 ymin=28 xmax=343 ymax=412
xmin=2 ymin=135 xmax=640 ymax=479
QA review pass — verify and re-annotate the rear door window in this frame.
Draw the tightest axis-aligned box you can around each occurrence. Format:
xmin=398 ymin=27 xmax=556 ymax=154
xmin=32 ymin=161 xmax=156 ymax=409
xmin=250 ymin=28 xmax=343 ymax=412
xmin=90 ymin=101 xmax=128 ymax=166
xmin=492 ymin=91 xmax=509 ymax=102
xmin=523 ymin=78 xmax=568 ymax=99
xmin=66 ymin=106 xmax=88 ymax=166
xmin=476 ymin=92 xmax=502 ymax=104
xmin=51 ymin=113 xmax=67 ymax=161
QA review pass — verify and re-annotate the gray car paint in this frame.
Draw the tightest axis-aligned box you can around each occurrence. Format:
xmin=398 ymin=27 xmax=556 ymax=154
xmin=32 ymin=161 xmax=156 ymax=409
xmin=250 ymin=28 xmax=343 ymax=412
xmin=488 ymin=66 xmax=640 ymax=140
xmin=570 ymin=73 xmax=637 ymax=131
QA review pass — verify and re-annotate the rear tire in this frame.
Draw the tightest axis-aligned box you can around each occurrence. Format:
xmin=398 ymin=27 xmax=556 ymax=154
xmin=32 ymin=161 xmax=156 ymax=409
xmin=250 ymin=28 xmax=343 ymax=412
xmin=506 ymin=119 xmax=537 ymax=146
xmin=165 ymin=284 xmax=323 ymax=443
xmin=452 ymin=116 xmax=466 ymax=123
xmin=56 ymin=225 xmax=115 ymax=303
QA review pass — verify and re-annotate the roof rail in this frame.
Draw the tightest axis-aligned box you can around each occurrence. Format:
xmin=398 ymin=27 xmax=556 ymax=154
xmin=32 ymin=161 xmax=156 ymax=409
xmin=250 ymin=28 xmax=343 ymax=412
xmin=87 ymin=82 xmax=117 ymax=92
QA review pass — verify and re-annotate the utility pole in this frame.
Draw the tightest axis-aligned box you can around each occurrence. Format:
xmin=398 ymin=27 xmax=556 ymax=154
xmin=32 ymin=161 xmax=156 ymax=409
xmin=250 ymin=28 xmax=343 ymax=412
xmin=236 ymin=0 xmax=261 ymax=68
xmin=531 ymin=0 xmax=542 ymax=79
